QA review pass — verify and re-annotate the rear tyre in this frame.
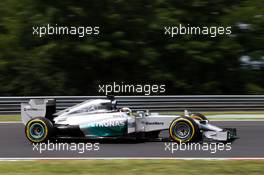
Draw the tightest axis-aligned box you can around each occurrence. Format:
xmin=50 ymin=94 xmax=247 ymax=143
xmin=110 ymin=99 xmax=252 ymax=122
xmin=25 ymin=117 xmax=53 ymax=143
xmin=191 ymin=113 xmax=208 ymax=121
xmin=169 ymin=117 xmax=200 ymax=143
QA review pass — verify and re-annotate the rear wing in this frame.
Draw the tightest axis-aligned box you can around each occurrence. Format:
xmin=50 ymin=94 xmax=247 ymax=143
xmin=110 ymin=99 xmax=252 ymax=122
xmin=21 ymin=99 xmax=56 ymax=125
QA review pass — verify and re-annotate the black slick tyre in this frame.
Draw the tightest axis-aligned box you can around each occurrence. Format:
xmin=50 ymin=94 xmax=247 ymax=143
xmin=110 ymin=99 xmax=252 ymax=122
xmin=25 ymin=117 xmax=53 ymax=143
xmin=169 ymin=116 xmax=200 ymax=143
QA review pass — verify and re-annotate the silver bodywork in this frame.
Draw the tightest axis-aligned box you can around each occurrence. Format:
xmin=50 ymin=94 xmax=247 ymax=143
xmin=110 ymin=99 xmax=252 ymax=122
xmin=21 ymin=98 xmax=234 ymax=141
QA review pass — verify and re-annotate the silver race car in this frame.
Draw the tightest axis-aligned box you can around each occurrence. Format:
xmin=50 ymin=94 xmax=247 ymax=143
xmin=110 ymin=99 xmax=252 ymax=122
xmin=21 ymin=97 xmax=237 ymax=143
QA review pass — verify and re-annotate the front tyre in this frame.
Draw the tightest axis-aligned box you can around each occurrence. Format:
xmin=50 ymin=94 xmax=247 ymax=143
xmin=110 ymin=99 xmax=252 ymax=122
xmin=169 ymin=117 xmax=200 ymax=143
xmin=25 ymin=117 xmax=53 ymax=143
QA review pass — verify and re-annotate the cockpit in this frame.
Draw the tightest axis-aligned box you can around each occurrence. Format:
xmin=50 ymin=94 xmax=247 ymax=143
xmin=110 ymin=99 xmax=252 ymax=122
xmin=55 ymin=99 xmax=117 ymax=117
xmin=68 ymin=101 xmax=115 ymax=114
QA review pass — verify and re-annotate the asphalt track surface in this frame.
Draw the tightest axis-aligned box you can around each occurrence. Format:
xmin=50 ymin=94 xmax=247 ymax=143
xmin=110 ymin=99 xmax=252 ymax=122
xmin=0 ymin=121 xmax=263 ymax=158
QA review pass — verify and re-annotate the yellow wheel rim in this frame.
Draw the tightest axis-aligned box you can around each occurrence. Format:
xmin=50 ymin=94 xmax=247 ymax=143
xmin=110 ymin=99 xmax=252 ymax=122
xmin=169 ymin=118 xmax=195 ymax=143
xmin=26 ymin=119 xmax=48 ymax=143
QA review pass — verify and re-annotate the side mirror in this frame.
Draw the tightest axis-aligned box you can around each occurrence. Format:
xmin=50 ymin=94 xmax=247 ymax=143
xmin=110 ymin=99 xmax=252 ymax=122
xmin=184 ymin=110 xmax=190 ymax=117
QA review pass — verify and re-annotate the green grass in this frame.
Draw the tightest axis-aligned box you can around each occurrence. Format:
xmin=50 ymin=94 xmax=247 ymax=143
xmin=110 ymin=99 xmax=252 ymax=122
xmin=0 ymin=160 xmax=263 ymax=175
xmin=0 ymin=115 xmax=20 ymax=122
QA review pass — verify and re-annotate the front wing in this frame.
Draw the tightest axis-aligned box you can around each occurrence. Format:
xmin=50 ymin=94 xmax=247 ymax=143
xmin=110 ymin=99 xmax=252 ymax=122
xmin=203 ymin=128 xmax=237 ymax=142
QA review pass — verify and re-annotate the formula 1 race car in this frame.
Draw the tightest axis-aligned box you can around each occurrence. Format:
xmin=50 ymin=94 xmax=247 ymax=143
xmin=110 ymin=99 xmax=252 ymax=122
xmin=21 ymin=97 xmax=237 ymax=143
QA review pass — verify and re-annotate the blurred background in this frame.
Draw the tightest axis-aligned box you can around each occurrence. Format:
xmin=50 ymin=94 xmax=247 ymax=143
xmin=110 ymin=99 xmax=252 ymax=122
xmin=0 ymin=0 xmax=263 ymax=95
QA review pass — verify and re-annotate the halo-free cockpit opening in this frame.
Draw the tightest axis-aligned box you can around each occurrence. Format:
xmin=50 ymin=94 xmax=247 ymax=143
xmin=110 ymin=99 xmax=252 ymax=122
xmin=69 ymin=102 xmax=114 ymax=115
xmin=55 ymin=99 xmax=118 ymax=117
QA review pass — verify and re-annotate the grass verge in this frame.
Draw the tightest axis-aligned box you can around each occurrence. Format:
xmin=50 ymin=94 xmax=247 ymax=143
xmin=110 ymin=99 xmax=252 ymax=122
xmin=0 ymin=115 xmax=20 ymax=122
xmin=0 ymin=160 xmax=263 ymax=175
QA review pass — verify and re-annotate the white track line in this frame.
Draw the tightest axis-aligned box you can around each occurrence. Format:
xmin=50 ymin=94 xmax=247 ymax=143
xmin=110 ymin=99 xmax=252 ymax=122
xmin=208 ymin=114 xmax=264 ymax=118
